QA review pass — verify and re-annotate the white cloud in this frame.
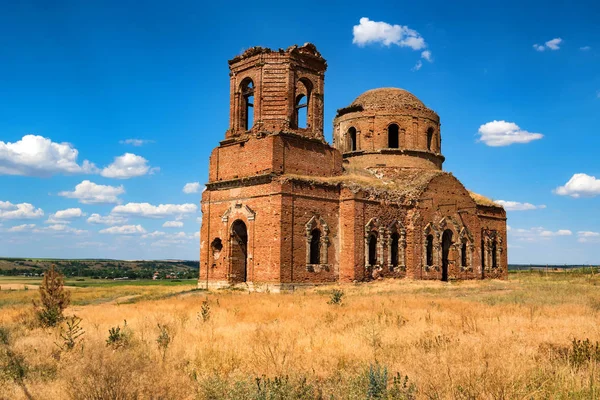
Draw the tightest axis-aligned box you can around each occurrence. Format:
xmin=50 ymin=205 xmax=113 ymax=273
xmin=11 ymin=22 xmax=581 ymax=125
xmin=495 ymin=200 xmax=546 ymax=211
xmin=554 ymin=173 xmax=600 ymax=198
xmin=100 ymin=153 xmax=157 ymax=179
xmin=580 ymin=46 xmax=591 ymax=51
xmin=0 ymin=201 xmax=44 ymax=220
xmin=197 ymin=217 xmax=202 ymax=224
xmin=578 ymin=231 xmax=600 ymax=243
xmin=352 ymin=18 xmax=431 ymax=66
xmin=183 ymin=182 xmax=201 ymax=194
xmin=100 ymin=225 xmax=146 ymax=235
xmin=34 ymin=224 xmax=88 ymax=235
xmin=142 ymin=231 xmax=166 ymax=239
xmin=163 ymin=220 xmax=184 ymax=228
xmin=119 ymin=139 xmax=154 ymax=146
xmin=0 ymin=135 xmax=97 ymax=177
xmin=111 ymin=203 xmax=197 ymax=218
xmin=533 ymin=38 xmax=563 ymax=52
xmin=8 ymin=224 xmax=36 ymax=232
xmin=148 ymin=231 xmax=196 ymax=247
xmin=510 ymin=227 xmax=572 ymax=242
xmin=540 ymin=229 xmax=572 ymax=237
xmin=46 ymin=208 xmax=86 ymax=224
xmin=477 ymin=120 xmax=543 ymax=146
xmin=545 ymin=38 xmax=562 ymax=50
xmin=58 ymin=180 xmax=125 ymax=204
xmin=87 ymin=213 xmax=128 ymax=225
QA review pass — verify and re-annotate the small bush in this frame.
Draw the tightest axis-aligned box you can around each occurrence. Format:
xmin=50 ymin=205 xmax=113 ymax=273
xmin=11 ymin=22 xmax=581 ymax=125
xmin=56 ymin=315 xmax=84 ymax=352
xmin=366 ymin=363 xmax=388 ymax=399
xmin=199 ymin=299 xmax=211 ymax=322
xmin=569 ymin=338 xmax=600 ymax=368
xmin=106 ymin=320 xmax=131 ymax=349
xmin=34 ymin=265 xmax=70 ymax=327
xmin=156 ymin=324 xmax=172 ymax=361
xmin=328 ymin=289 xmax=344 ymax=305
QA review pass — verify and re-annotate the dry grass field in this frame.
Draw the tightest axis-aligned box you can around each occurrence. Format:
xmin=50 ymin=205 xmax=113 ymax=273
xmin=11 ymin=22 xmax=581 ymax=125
xmin=1 ymin=272 xmax=600 ymax=399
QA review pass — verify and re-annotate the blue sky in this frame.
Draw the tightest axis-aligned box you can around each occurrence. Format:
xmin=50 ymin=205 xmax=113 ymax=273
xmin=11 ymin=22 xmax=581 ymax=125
xmin=1 ymin=0 xmax=599 ymax=263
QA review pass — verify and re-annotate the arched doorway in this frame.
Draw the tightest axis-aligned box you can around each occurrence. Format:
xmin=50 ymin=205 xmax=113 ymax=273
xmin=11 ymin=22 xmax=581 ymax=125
xmin=441 ymin=229 xmax=453 ymax=281
xmin=230 ymin=220 xmax=248 ymax=283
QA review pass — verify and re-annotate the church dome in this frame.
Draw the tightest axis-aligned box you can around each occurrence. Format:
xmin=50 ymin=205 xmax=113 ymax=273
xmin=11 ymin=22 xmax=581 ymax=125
xmin=333 ymin=87 xmax=443 ymax=171
xmin=350 ymin=88 xmax=434 ymax=115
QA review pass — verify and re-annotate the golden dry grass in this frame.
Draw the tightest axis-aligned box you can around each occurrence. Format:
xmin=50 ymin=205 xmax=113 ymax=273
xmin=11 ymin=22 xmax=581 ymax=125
xmin=1 ymin=273 xmax=600 ymax=399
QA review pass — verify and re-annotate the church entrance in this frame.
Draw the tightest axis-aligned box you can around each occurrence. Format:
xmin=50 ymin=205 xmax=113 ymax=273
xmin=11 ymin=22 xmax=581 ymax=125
xmin=230 ymin=220 xmax=248 ymax=283
xmin=441 ymin=229 xmax=453 ymax=282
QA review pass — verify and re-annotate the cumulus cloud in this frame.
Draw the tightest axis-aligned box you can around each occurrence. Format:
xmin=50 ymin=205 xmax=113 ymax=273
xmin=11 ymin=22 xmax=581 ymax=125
xmin=0 ymin=135 xmax=97 ymax=177
xmin=580 ymin=46 xmax=591 ymax=51
xmin=87 ymin=213 xmax=128 ymax=225
xmin=99 ymin=225 xmax=146 ymax=235
xmin=34 ymin=224 xmax=88 ymax=235
xmin=510 ymin=226 xmax=572 ymax=242
xmin=533 ymin=38 xmax=562 ymax=52
xmin=477 ymin=120 xmax=543 ymax=146
xmin=111 ymin=203 xmax=197 ymax=218
xmin=554 ymin=173 xmax=600 ymax=198
xmin=183 ymin=182 xmax=201 ymax=194
xmin=119 ymin=139 xmax=154 ymax=146
xmin=495 ymin=200 xmax=546 ymax=211
xmin=0 ymin=201 xmax=44 ymax=220
xmin=163 ymin=221 xmax=184 ymax=228
xmin=148 ymin=231 xmax=197 ymax=247
xmin=46 ymin=208 xmax=86 ymax=224
xmin=353 ymin=17 xmax=431 ymax=69
xmin=578 ymin=231 xmax=600 ymax=243
xmin=142 ymin=231 xmax=166 ymax=239
xmin=58 ymin=180 xmax=125 ymax=204
xmin=100 ymin=153 xmax=157 ymax=179
xmin=8 ymin=224 xmax=36 ymax=232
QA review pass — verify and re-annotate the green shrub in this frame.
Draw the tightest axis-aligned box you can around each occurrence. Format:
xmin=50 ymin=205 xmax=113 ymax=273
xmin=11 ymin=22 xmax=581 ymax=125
xmin=56 ymin=315 xmax=84 ymax=352
xmin=106 ymin=320 xmax=131 ymax=349
xmin=569 ymin=338 xmax=600 ymax=368
xmin=328 ymin=289 xmax=344 ymax=305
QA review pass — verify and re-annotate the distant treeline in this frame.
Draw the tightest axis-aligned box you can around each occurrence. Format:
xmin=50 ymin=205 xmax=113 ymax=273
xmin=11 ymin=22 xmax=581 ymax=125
xmin=0 ymin=258 xmax=199 ymax=279
xmin=508 ymin=264 xmax=599 ymax=270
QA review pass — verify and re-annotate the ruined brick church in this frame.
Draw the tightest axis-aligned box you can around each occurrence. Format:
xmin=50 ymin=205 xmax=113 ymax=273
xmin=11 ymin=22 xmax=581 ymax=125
xmin=199 ymin=43 xmax=507 ymax=291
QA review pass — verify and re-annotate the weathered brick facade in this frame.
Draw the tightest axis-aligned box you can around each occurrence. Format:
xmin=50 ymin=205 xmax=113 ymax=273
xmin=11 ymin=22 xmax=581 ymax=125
xmin=199 ymin=44 xmax=508 ymax=291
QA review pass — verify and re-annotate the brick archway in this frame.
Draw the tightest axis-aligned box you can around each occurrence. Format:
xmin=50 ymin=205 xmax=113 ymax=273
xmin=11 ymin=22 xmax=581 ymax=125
xmin=230 ymin=219 xmax=248 ymax=283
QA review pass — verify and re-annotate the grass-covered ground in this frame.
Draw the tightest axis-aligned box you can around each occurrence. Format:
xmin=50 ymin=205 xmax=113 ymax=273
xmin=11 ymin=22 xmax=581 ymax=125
xmin=1 ymin=272 xmax=600 ymax=399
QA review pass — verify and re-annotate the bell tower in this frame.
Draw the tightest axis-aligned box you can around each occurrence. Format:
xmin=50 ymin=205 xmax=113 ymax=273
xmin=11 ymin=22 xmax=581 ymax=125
xmin=227 ymin=43 xmax=327 ymax=141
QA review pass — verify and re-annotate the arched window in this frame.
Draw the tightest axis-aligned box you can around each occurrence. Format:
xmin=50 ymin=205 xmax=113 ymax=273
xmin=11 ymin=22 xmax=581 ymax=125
xmin=461 ymin=242 xmax=467 ymax=267
xmin=240 ymin=79 xmax=254 ymax=131
xmin=427 ymin=127 xmax=434 ymax=151
xmin=348 ymin=127 xmax=357 ymax=152
xmin=391 ymin=232 xmax=400 ymax=267
xmin=481 ymin=239 xmax=486 ymax=270
xmin=492 ymin=239 xmax=498 ymax=269
xmin=368 ymin=233 xmax=378 ymax=266
xmin=310 ymin=228 xmax=321 ymax=264
xmin=296 ymin=94 xmax=308 ymax=128
xmin=388 ymin=124 xmax=399 ymax=148
xmin=426 ymin=234 xmax=434 ymax=266
xmin=294 ymin=79 xmax=312 ymax=129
